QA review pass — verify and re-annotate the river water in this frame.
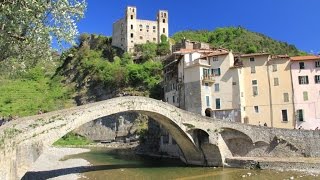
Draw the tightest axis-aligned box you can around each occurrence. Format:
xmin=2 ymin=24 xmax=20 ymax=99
xmin=65 ymin=148 xmax=317 ymax=180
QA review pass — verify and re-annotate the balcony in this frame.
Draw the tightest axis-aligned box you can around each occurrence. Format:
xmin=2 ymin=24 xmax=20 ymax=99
xmin=202 ymin=74 xmax=215 ymax=84
xmin=185 ymin=59 xmax=210 ymax=68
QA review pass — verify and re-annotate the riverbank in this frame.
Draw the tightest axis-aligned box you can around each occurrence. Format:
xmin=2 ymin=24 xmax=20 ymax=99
xmin=226 ymin=157 xmax=320 ymax=175
xmin=23 ymin=147 xmax=91 ymax=180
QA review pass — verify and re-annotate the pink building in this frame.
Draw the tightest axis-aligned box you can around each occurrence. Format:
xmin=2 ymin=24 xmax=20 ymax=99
xmin=291 ymin=55 xmax=320 ymax=130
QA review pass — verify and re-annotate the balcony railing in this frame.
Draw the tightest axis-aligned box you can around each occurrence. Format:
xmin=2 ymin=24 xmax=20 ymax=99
xmin=202 ymin=74 xmax=215 ymax=84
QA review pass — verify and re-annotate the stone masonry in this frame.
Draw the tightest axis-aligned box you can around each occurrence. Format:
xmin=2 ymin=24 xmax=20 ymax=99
xmin=1 ymin=96 xmax=320 ymax=179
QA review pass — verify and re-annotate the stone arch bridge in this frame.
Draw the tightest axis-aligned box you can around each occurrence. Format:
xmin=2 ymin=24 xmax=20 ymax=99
xmin=1 ymin=96 xmax=320 ymax=179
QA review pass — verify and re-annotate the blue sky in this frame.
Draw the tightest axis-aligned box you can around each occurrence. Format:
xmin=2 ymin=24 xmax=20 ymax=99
xmin=76 ymin=0 xmax=320 ymax=53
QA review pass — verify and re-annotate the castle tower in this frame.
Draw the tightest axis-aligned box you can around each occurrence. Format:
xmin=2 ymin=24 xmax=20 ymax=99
xmin=126 ymin=6 xmax=137 ymax=52
xmin=157 ymin=10 xmax=169 ymax=43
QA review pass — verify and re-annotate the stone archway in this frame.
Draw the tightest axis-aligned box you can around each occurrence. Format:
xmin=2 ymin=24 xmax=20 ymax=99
xmin=0 ymin=97 xmax=205 ymax=180
xmin=187 ymin=129 xmax=222 ymax=166
xmin=205 ymin=108 xmax=212 ymax=117
xmin=220 ymin=128 xmax=254 ymax=156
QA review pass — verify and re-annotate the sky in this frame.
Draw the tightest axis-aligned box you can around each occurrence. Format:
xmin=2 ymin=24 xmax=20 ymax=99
xmin=76 ymin=0 xmax=320 ymax=54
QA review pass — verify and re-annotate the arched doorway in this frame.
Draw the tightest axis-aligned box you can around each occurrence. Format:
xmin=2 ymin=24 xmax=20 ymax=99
xmin=205 ymin=108 xmax=212 ymax=117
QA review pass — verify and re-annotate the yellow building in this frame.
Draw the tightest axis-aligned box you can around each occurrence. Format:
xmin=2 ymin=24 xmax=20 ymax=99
xmin=268 ymin=55 xmax=295 ymax=129
xmin=239 ymin=53 xmax=294 ymax=128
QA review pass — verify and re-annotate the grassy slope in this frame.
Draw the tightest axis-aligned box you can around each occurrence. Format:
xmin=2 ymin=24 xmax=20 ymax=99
xmin=0 ymin=77 xmax=74 ymax=117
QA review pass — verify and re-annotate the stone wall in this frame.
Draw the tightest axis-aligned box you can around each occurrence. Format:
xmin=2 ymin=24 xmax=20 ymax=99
xmin=74 ymin=112 xmax=148 ymax=141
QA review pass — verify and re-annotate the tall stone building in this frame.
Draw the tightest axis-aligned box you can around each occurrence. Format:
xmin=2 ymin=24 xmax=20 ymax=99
xmin=112 ymin=6 xmax=169 ymax=53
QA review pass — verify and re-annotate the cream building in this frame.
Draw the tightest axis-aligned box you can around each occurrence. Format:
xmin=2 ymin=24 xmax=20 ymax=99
xmin=239 ymin=53 xmax=294 ymax=128
xmin=164 ymin=45 xmax=241 ymax=122
xmin=112 ymin=6 xmax=169 ymax=52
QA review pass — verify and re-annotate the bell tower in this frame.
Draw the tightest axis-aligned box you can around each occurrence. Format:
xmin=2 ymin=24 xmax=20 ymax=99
xmin=126 ymin=6 xmax=137 ymax=52
xmin=157 ymin=10 xmax=169 ymax=43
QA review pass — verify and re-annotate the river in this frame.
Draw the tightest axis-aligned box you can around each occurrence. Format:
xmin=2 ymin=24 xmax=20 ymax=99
xmin=63 ymin=148 xmax=317 ymax=180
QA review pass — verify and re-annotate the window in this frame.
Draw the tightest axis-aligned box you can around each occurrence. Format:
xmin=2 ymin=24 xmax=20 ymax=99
xmin=252 ymin=80 xmax=258 ymax=96
xmin=130 ymin=24 xmax=133 ymax=29
xmin=140 ymin=36 xmax=143 ymax=40
xmin=206 ymin=96 xmax=210 ymax=107
xmin=163 ymin=28 xmax=166 ymax=33
xmin=163 ymin=19 xmax=166 ymax=23
xmin=283 ymin=93 xmax=289 ymax=102
xmin=211 ymin=68 xmax=221 ymax=76
xmin=212 ymin=56 xmax=218 ymax=61
xmin=298 ymin=76 xmax=309 ymax=84
xmin=243 ymin=107 xmax=246 ymax=111
xmin=282 ymin=110 xmax=288 ymax=122
xmin=204 ymin=83 xmax=209 ymax=86
xmin=303 ymin=91 xmax=308 ymax=101
xmin=130 ymin=33 xmax=133 ymax=38
xmin=315 ymin=75 xmax=320 ymax=84
xmin=130 ymin=15 xmax=133 ymax=19
xmin=153 ymin=26 xmax=156 ymax=29
xmin=274 ymin=77 xmax=279 ymax=86
xmin=250 ymin=57 xmax=255 ymax=62
xmin=252 ymin=80 xmax=257 ymax=85
xmin=146 ymin=25 xmax=149 ymax=29
xmin=139 ymin=24 xmax=143 ymax=28
xmin=173 ymin=96 xmax=175 ymax=103
xmin=232 ymin=82 xmax=237 ymax=85
xmin=315 ymin=61 xmax=320 ymax=68
xmin=251 ymin=66 xmax=256 ymax=73
xmin=299 ymin=62 xmax=305 ymax=69
xmin=203 ymin=68 xmax=210 ymax=77
xmin=214 ymin=83 xmax=220 ymax=92
xmin=215 ymin=98 xmax=221 ymax=109
xmin=254 ymin=106 xmax=259 ymax=113
xmin=297 ymin=109 xmax=304 ymax=121
xmin=153 ymin=38 xmax=156 ymax=42
xmin=272 ymin=64 xmax=277 ymax=72
xmin=241 ymin=92 xmax=244 ymax=97
xmin=252 ymin=86 xmax=258 ymax=96
xmin=140 ymin=29 xmax=143 ymax=31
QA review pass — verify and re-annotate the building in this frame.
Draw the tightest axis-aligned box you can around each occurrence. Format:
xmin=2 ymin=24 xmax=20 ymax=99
xmin=268 ymin=55 xmax=295 ymax=129
xmin=164 ymin=41 xmax=241 ymax=121
xmin=239 ymin=53 xmax=295 ymax=128
xmin=239 ymin=53 xmax=273 ymax=126
xmin=290 ymin=55 xmax=320 ymax=130
xmin=197 ymin=49 xmax=241 ymax=122
xmin=112 ymin=6 xmax=169 ymax=53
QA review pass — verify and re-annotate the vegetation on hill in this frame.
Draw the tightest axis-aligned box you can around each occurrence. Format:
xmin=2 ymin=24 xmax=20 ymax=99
xmin=56 ymin=34 xmax=164 ymax=104
xmin=0 ymin=67 xmax=74 ymax=117
xmin=172 ymin=27 xmax=305 ymax=56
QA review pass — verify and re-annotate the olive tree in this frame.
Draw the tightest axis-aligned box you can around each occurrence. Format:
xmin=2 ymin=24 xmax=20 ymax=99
xmin=0 ymin=0 xmax=86 ymax=65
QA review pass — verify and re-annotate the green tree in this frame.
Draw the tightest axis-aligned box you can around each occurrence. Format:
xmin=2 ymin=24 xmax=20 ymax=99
xmin=137 ymin=43 xmax=157 ymax=61
xmin=157 ymin=35 xmax=171 ymax=56
xmin=0 ymin=0 xmax=87 ymax=63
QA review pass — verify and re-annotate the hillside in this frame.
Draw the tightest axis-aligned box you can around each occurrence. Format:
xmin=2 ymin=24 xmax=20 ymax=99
xmin=172 ymin=27 xmax=305 ymax=56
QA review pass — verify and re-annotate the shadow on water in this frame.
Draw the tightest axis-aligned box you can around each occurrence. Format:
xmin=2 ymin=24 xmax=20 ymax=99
xmin=22 ymin=163 xmax=187 ymax=180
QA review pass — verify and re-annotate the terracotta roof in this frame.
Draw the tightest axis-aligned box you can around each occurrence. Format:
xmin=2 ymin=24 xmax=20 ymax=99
xmin=290 ymin=55 xmax=320 ymax=61
xmin=173 ymin=48 xmax=213 ymax=55
xmin=270 ymin=54 xmax=289 ymax=60
xmin=241 ymin=53 xmax=270 ymax=57
xmin=196 ymin=49 xmax=229 ymax=60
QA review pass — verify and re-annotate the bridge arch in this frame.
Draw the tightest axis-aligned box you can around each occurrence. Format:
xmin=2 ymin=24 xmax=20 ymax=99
xmin=0 ymin=97 xmax=205 ymax=179
xmin=220 ymin=128 xmax=255 ymax=156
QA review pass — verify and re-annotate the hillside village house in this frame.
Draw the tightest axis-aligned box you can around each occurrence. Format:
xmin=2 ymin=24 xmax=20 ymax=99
xmin=239 ymin=53 xmax=295 ymax=129
xmin=290 ymin=55 xmax=320 ymax=129
xmin=112 ymin=6 xmax=169 ymax=53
